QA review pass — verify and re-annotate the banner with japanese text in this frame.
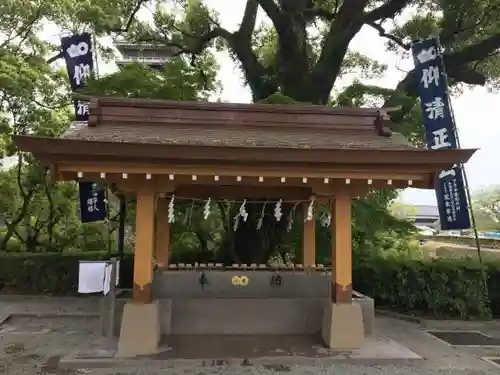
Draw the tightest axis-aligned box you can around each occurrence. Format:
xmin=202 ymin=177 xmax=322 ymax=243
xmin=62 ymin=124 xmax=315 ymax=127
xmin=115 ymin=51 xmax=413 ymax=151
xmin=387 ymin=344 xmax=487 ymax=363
xmin=61 ymin=32 xmax=93 ymax=122
xmin=61 ymin=33 xmax=107 ymax=222
xmin=411 ymin=37 xmax=471 ymax=230
xmin=435 ymin=166 xmax=470 ymax=229
xmin=78 ymin=182 xmax=107 ymax=223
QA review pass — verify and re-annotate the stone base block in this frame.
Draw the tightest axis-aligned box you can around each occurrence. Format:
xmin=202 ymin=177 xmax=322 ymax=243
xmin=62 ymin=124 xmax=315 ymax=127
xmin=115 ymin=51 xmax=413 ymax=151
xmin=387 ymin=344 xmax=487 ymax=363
xmin=321 ymin=302 xmax=364 ymax=349
xmin=116 ymin=301 xmax=160 ymax=358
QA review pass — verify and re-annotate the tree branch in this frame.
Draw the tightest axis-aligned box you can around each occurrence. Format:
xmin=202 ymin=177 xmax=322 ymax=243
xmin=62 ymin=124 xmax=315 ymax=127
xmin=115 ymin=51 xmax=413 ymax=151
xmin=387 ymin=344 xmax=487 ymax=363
xmin=445 ymin=66 xmax=486 ymax=85
xmin=138 ymin=26 xmax=232 ymax=56
xmin=175 ymin=23 xmax=272 ymax=99
xmin=366 ymin=21 xmax=410 ymax=50
xmin=0 ymin=7 xmax=42 ymax=49
xmin=449 ymin=33 xmax=500 ymax=65
xmin=46 ymin=52 xmax=63 ymax=64
xmin=239 ymin=0 xmax=259 ymax=39
xmin=231 ymin=35 xmax=277 ymax=101
xmin=310 ymin=0 xmax=369 ymax=103
xmin=385 ymin=33 xmax=500 ymax=121
xmin=16 ymin=153 xmax=27 ymax=199
xmin=134 ymin=3 xmax=274 ymax=101
xmin=364 ymin=0 xmax=412 ymax=22
xmin=303 ymin=6 xmax=336 ymax=21
xmin=232 ymin=0 xmax=277 ymax=100
xmin=383 ymin=70 xmax=417 ymax=121
xmin=109 ymin=0 xmax=149 ymax=32
xmin=255 ymin=0 xmax=284 ymax=30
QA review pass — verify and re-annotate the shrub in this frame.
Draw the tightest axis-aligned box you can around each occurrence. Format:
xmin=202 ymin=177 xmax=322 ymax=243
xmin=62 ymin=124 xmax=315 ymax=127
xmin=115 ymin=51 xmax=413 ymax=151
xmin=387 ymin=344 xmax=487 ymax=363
xmin=486 ymin=261 xmax=500 ymax=317
xmin=0 ymin=251 xmax=133 ymax=295
xmin=0 ymin=228 xmax=23 ymax=252
xmin=1 ymin=251 xmax=499 ymax=320
xmin=353 ymin=255 xmax=493 ymax=319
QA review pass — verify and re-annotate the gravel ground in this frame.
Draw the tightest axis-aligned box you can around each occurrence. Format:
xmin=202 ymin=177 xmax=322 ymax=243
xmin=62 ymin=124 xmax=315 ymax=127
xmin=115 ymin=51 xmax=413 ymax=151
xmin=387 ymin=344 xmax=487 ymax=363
xmin=0 ymin=303 xmax=499 ymax=375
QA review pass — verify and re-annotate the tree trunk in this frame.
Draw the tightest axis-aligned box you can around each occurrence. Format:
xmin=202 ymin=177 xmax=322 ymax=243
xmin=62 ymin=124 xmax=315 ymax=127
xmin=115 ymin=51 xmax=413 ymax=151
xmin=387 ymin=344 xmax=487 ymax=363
xmin=44 ymin=179 xmax=56 ymax=246
xmin=0 ymin=192 xmax=33 ymax=250
xmin=231 ymin=201 xmax=295 ymax=264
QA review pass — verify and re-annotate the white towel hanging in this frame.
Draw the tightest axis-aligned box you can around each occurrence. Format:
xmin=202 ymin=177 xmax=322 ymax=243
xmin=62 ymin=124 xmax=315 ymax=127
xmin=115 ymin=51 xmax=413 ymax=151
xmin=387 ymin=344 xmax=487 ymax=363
xmin=78 ymin=261 xmax=106 ymax=294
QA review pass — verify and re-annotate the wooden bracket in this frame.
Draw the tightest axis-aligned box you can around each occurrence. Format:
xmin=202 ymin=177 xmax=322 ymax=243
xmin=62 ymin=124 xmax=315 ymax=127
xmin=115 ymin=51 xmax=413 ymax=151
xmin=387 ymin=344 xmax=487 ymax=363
xmin=88 ymin=98 xmax=100 ymax=127
xmin=374 ymin=110 xmax=393 ymax=137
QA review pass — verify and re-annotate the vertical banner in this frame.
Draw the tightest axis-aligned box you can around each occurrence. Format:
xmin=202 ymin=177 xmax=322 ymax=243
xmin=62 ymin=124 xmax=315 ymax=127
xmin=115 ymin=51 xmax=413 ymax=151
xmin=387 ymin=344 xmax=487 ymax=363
xmin=61 ymin=33 xmax=107 ymax=222
xmin=411 ymin=37 xmax=471 ymax=230
xmin=61 ymin=32 xmax=93 ymax=121
xmin=78 ymin=182 xmax=107 ymax=223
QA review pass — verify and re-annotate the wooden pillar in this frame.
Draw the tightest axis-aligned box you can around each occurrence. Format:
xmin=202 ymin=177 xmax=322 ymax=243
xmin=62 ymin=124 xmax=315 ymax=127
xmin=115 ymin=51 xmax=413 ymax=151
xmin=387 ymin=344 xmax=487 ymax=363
xmin=155 ymin=197 xmax=170 ymax=268
xmin=132 ymin=187 xmax=156 ymax=304
xmin=302 ymin=203 xmax=316 ymax=266
xmin=331 ymin=195 xmax=352 ymax=304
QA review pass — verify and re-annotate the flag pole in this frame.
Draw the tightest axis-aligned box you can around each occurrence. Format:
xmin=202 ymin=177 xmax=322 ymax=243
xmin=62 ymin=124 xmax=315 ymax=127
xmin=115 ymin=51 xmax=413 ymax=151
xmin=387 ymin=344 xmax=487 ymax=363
xmin=436 ymin=37 xmax=482 ymax=263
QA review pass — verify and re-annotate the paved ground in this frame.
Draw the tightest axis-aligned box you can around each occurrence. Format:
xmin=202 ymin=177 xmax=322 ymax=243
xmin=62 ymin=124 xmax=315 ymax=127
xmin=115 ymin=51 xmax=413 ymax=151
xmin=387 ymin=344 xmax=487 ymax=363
xmin=1 ymin=295 xmax=500 ymax=375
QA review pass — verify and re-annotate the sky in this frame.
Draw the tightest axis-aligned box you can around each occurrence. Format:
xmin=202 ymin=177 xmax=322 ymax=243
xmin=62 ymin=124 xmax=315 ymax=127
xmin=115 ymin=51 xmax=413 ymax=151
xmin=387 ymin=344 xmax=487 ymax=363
xmin=4 ymin=0 xmax=499 ymax=206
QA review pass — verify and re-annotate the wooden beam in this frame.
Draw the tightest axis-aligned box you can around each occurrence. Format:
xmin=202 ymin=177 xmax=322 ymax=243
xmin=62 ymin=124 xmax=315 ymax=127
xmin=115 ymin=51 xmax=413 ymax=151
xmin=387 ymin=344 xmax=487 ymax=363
xmin=60 ymin=170 xmax=431 ymax=194
xmin=132 ymin=186 xmax=156 ymax=304
xmin=49 ymin=164 xmax=62 ymax=182
xmin=155 ymin=197 xmax=170 ymax=269
xmin=302 ymin=203 xmax=316 ymax=266
xmin=174 ymin=184 xmax=312 ymax=200
xmin=57 ymin=161 xmax=430 ymax=181
xmin=331 ymin=195 xmax=352 ymax=304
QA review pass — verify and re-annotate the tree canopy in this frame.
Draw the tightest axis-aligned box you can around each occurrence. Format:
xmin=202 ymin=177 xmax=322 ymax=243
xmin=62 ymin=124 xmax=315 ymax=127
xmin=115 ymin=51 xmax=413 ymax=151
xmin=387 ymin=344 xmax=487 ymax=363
xmin=1 ymin=0 xmax=499 ymax=261
xmin=72 ymin=0 xmax=500 ymax=104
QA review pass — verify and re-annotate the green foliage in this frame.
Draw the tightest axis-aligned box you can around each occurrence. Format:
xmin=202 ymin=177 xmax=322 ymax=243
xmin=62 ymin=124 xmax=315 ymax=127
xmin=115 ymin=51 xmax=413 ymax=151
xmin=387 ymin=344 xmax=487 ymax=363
xmin=0 ymin=1 xmax=219 ymax=256
xmin=1 ymin=250 xmax=500 ymax=320
xmin=472 ymin=185 xmax=500 ymax=231
xmin=0 ymin=251 xmax=133 ymax=295
xmin=0 ymin=164 xmax=114 ymax=253
xmin=389 ymin=201 xmax=418 ymax=219
xmin=0 ymin=228 xmax=22 ymax=252
xmin=168 ymin=200 xmax=225 ymax=263
xmin=354 ymin=254 xmax=494 ymax=319
xmin=255 ymin=92 xmax=301 ymax=104
xmin=82 ymin=58 xmax=220 ymax=100
xmin=1 ymin=0 xmax=500 ymax=321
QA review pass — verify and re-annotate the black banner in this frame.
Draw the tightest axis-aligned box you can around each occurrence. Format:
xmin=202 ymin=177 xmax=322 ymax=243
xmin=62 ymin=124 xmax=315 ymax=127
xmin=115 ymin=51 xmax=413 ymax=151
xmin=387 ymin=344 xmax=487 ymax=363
xmin=78 ymin=182 xmax=107 ymax=223
xmin=61 ymin=32 xmax=93 ymax=122
xmin=411 ymin=37 xmax=471 ymax=230
xmin=61 ymin=33 xmax=106 ymax=222
xmin=436 ymin=166 xmax=470 ymax=229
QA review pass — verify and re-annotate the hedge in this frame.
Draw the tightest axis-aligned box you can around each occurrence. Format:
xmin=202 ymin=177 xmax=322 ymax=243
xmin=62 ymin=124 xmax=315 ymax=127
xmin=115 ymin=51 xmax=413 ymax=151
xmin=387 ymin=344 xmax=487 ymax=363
xmin=353 ymin=256 xmax=499 ymax=319
xmin=1 ymin=251 xmax=499 ymax=319
xmin=0 ymin=252 xmax=134 ymax=295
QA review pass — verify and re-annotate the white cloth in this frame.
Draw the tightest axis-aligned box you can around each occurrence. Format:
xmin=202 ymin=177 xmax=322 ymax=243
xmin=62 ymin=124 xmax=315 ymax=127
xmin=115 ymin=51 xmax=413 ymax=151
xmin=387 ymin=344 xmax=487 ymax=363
xmin=78 ymin=261 xmax=107 ymax=293
xmin=103 ymin=261 xmax=120 ymax=295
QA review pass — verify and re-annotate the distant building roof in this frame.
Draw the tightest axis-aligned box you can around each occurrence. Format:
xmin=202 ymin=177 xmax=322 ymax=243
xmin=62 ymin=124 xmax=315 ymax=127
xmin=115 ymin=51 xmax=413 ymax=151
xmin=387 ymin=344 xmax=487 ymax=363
xmin=412 ymin=205 xmax=439 ymax=219
xmin=113 ymin=38 xmax=175 ymax=51
xmin=391 ymin=204 xmax=439 ymax=221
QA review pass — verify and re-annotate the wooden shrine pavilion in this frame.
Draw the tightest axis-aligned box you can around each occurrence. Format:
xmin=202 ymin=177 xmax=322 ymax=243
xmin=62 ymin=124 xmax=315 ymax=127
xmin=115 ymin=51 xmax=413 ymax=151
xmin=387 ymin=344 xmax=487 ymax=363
xmin=13 ymin=97 xmax=476 ymax=357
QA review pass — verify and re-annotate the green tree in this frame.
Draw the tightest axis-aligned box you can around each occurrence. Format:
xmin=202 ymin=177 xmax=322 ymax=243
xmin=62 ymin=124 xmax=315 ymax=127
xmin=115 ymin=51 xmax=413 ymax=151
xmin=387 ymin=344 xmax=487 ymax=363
xmin=0 ymin=0 xmax=85 ymax=251
xmin=67 ymin=0 xmax=500 ymax=262
xmin=389 ymin=201 xmax=418 ymax=220
xmin=4 ymin=0 xmax=500 ymax=261
xmin=473 ymin=186 xmax=500 ymax=231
